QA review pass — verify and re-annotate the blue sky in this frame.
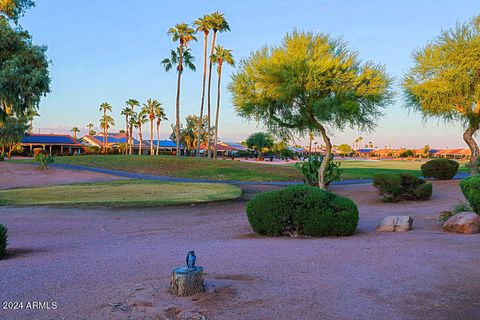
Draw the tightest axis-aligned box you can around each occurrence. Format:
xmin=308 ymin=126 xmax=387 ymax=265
xmin=21 ymin=0 xmax=480 ymax=148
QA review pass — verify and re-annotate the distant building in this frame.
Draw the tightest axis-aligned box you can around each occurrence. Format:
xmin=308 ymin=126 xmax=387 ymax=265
xmin=20 ymin=134 xmax=85 ymax=155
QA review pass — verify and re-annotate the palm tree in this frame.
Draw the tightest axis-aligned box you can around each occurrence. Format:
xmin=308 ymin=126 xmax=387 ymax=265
xmin=135 ymin=111 xmax=148 ymax=155
xmin=163 ymin=23 xmax=197 ymax=157
xmin=121 ymin=107 xmax=132 ymax=153
xmin=206 ymin=11 xmax=230 ymax=159
xmin=99 ymin=102 xmax=113 ymax=154
xmin=71 ymin=127 xmax=80 ymax=140
xmin=86 ymin=123 xmax=95 ymax=136
xmin=24 ymin=107 xmax=40 ymax=134
xmin=211 ymin=46 xmax=234 ymax=159
xmin=141 ymin=99 xmax=162 ymax=156
xmin=193 ymin=14 xmax=213 ymax=157
xmin=155 ymin=106 xmax=168 ymax=156
xmin=125 ymin=99 xmax=140 ymax=154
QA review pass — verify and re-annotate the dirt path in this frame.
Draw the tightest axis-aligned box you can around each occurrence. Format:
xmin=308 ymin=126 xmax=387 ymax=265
xmin=1 ymin=181 xmax=479 ymax=320
xmin=0 ymin=162 xmax=124 ymax=190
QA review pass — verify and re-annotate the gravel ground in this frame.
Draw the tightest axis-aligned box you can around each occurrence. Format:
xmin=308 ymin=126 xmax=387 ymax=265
xmin=1 ymin=181 xmax=480 ymax=320
xmin=0 ymin=162 xmax=123 ymax=190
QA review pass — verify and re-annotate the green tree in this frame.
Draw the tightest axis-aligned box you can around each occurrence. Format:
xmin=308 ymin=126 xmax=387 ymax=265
xmin=206 ymin=11 xmax=230 ymax=159
xmin=337 ymin=144 xmax=353 ymax=155
xmin=141 ymin=98 xmax=162 ymax=156
xmin=24 ymin=107 xmax=39 ymax=133
xmin=193 ymin=14 xmax=213 ymax=157
xmin=403 ymin=15 xmax=480 ymax=174
xmin=0 ymin=115 xmax=27 ymax=158
xmin=170 ymin=115 xmax=210 ymax=155
xmin=0 ymin=0 xmax=34 ymax=22
xmin=70 ymin=126 xmax=80 ymax=140
xmin=134 ymin=110 xmax=148 ymax=155
xmin=99 ymin=102 xmax=114 ymax=155
xmin=0 ymin=21 xmax=50 ymax=120
xmin=245 ymin=132 xmax=274 ymax=159
xmin=211 ymin=45 xmax=235 ymax=159
xmin=162 ymin=23 xmax=197 ymax=157
xmin=155 ymin=105 xmax=168 ymax=155
xmin=125 ymin=99 xmax=139 ymax=155
xmin=230 ymin=31 xmax=392 ymax=188
xmin=86 ymin=123 xmax=95 ymax=136
xmin=120 ymin=107 xmax=132 ymax=152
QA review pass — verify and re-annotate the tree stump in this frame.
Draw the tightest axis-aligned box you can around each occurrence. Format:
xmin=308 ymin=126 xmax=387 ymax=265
xmin=168 ymin=266 xmax=204 ymax=296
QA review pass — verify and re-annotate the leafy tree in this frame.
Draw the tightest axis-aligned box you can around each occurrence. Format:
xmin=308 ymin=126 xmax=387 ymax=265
xmin=206 ymin=11 xmax=230 ymax=159
xmin=125 ymin=99 xmax=139 ymax=155
xmin=86 ymin=123 xmax=95 ymax=136
xmin=245 ymin=132 xmax=274 ymax=159
xmin=99 ymin=102 xmax=114 ymax=154
xmin=170 ymin=115 xmax=210 ymax=155
xmin=70 ymin=126 xmax=79 ymax=140
xmin=24 ymin=106 xmax=38 ymax=133
xmin=211 ymin=45 xmax=235 ymax=159
xmin=0 ymin=115 xmax=27 ymax=158
xmin=193 ymin=14 xmax=213 ymax=157
xmin=134 ymin=110 xmax=148 ymax=155
xmin=162 ymin=23 xmax=196 ymax=157
xmin=403 ymin=15 xmax=480 ymax=174
xmin=0 ymin=0 xmax=34 ymax=22
xmin=337 ymin=143 xmax=353 ymax=155
xmin=0 ymin=21 xmax=50 ymax=120
xmin=142 ymin=98 xmax=162 ymax=156
xmin=230 ymin=31 xmax=392 ymax=188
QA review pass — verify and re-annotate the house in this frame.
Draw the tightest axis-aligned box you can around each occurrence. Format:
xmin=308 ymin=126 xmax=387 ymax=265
xmin=80 ymin=133 xmax=152 ymax=154
xmin=20 ymin=134 xmax=85 ymax=155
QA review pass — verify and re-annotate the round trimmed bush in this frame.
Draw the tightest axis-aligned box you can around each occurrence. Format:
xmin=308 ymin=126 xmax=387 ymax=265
xmin=0 ymin=224 xmax=7 ymax=259
xmin=245 ymin=185 xmax=359 ymax=237
xmin=372 ymin=173 xmax=432 ymax=202
xmin=460 ymin=175 xmax=480 ymax=214
xmin=421 ymin=158 xmax=459 ymax=180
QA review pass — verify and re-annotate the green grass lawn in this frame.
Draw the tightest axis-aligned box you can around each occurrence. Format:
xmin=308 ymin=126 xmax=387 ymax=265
xmin=0 ymin=180 xmax=242 ymax=207
xmin=18 ymin=155 xmax=470 ymax=182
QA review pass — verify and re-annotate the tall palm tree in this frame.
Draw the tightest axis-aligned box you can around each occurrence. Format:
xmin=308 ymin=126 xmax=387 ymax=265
xmin=141 ymin=99 xmax=162 ymax=156
xmin=125 ymin=99 xmax=139 ymax=155
xmin=193 ymin=14 xmax=213 ymax=157
xmin=206 ymin=11 xmax=230 ymax=159
xmin=155 ymin=106 xmax=168 ymax=156
xmin=86 ymin=123 xmax=95 ymax=136
xmin=135 ymin=111 xmax=148 ymax=155
xmin=163 ymin=23 xmax=197 ymax=157
xmin=99 ymin=102 xmax=113 ymax=154
xmin=211 ymin=46 xmax=234 ymax=159
xmin=121 ymin=107 xmax=132 ymax=153
xmin=24 ymin=107 xmax=40 ymax=134
xmin=71 ymin=126 xmax=80 ymax=140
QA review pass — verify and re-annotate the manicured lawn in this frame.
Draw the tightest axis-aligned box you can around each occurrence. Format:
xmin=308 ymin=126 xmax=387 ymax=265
xmin=18 ymin=155 xmax=470 ymax=182
xmin=0 ymin=180 xmax=242 ymax=207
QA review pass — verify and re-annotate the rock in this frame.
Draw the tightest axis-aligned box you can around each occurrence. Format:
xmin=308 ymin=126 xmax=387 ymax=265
xmin=443 ymin=212 xmax=480 ymax=234
xmin=377 ymin=216 xmax=413 ymax=232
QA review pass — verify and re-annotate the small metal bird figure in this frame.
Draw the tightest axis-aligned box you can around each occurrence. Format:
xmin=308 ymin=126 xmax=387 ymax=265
xmin=186 ymin=250 xmax=196 ymax=271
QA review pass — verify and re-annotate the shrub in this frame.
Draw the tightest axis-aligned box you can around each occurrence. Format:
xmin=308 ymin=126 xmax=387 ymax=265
xmin=295 ymin=155 xmax=341 ymax=188
xmin=399 ymin=149 xmax=414 ymax=157
xmin=0 ymin=224 xmax=7 ymax=259
xmin=34 ymin=153 xmax=54 ymax=169
xmin=460 ymin=175 xmax=480 ymax=214
xmin=246 ymin=185 xmax=359 ymax=237
xmin=421 ymin=158 xmax=459 ymax=180
xmin=372 ymin=173 xmax=432 ymax=202
xmin=0 ymin=153 xmax=4 ymax=161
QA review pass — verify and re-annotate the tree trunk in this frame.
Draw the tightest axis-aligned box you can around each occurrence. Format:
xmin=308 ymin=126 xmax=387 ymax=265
xmin=105 ymin=126 xmax=109 ymax=155
xmin=206 ymin=31 xmax=218 ymax=159
xmin=316 ymin=123 xmax=332 ymax=190
xmin=213 ymin=65 xmax=222 ymax=159
xmin=463 ymin=126 xmax=479 ymax=175
xmin=169 ymin=267 xmax=204 ymax=297
xmin=129 ymin=123 xmax=133 ymax=155
xmin=139 ymin=126 xmax=143 ymax=155
xmin=150 ymin=119 xmax=154 ymax=156
xmin=125 ymin=116 xmax=129 ymax=155
xmin=175 ymin=45 xmax=183 ymax=157
xmin=156 ymin=123 xmax=160 ymax=156
xmin=196 ymin=32 xmax=209 ymax=158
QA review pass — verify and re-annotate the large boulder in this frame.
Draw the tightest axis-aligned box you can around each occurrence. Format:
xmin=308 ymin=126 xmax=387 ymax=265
xmin=377 ymin=216 xmax=413 ymax=232
xmin=443 ymin=212 xmax=480 ymax=234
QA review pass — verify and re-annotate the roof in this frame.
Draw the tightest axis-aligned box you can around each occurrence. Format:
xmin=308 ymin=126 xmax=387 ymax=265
xmin=147 ymin=140 xmax=183 ymax=148
xmin=80 ymin=135 xmax=145 ymax=147
xmin=222 ymin=142 xmax=248 ymax=151
xmin=357 ymin=148 xmax=375 ymax=153
xmin=21 ymin=134 xmax=83 ymax=146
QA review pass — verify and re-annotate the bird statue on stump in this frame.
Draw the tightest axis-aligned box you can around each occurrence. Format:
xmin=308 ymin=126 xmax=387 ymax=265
xmin=186 ymin=250 xmax=196 ymax=271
